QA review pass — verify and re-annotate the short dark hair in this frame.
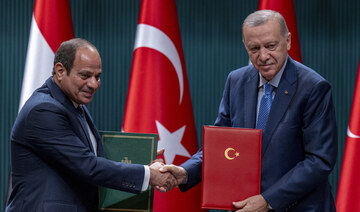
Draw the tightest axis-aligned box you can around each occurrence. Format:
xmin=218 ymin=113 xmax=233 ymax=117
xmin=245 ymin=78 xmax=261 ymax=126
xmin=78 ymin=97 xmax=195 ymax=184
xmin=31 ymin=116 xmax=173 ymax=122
xmin=52 ymin=38 xmax=98 ymax=75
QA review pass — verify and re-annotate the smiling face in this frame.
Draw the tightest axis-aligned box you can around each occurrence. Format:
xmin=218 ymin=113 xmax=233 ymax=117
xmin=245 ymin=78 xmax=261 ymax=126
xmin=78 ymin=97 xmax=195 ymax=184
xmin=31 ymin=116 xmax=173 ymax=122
xmin=243 ymin=18 xmax=291 ymax=81
xmin=54 ymin=46 xmax=102 ymax=105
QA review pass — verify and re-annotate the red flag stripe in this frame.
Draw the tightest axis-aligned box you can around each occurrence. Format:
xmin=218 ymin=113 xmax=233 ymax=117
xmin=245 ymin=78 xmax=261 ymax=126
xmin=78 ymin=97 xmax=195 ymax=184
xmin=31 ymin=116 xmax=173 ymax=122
xmin=258 ymin=0 xmax=302 ymax=63
xmin=33 ymin=0 xmax=74 ymax=53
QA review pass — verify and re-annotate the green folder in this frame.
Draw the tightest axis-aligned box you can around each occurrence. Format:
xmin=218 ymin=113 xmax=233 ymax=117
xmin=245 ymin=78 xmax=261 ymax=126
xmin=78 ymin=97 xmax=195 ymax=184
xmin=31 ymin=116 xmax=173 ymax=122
xmin=99 ymin=131 xmax=158 ymax=212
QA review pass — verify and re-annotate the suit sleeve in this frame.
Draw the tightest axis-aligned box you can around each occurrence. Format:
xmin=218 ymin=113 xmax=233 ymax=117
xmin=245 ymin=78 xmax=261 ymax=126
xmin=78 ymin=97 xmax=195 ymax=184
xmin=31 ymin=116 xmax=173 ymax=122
xmin=179 ymin=148 xmax=203 ymax=192
xmin=262 ymin=80 xmax=338 ymax=210
xmin=21 ymin=102 xmax=145 ymax=194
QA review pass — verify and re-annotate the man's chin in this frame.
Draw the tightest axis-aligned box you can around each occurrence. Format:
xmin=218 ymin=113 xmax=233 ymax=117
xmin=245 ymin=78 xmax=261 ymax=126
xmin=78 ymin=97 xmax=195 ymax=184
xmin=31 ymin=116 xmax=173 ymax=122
xmin=259 ymin=70 xmax=276 ymax=81
xmin=259 ymin=65 xmax=273 ymax=72
xmin=79 ymin=97 xmax=93 ymax=105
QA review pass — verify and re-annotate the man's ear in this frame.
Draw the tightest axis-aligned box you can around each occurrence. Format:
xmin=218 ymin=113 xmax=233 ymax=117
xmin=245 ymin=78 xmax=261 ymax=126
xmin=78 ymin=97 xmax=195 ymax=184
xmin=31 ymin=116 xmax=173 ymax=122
xmin=54 ymin=62 xmax=66 ymax=80
xmin=286 ymin=32 xmax=292 ymax=51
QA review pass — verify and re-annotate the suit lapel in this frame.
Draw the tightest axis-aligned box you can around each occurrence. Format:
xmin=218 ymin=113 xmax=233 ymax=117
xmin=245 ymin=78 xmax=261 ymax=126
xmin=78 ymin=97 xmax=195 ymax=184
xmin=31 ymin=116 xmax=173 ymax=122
xmin=83 ymin=106 xmax=104 ymax=156
xmin=244 ymin=67 xmax=259 ymax=128
xmin=262 ymin=58 xmax=297 ymax=155
xmin=77 ymin=109 xmax=95 ymax=153
xmin=46 ymin=78 xmax=98 ymax=155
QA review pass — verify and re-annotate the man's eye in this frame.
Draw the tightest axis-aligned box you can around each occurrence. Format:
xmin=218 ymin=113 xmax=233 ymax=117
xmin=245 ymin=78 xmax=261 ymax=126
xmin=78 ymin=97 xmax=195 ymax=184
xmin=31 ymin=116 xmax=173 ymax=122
xmin=267 ymin=44 xmax=277 ymax=50
xmin=80 ymin=74 xmax=89 ymax=78
xmin=250 ymin=47 xmax=259 ymax=53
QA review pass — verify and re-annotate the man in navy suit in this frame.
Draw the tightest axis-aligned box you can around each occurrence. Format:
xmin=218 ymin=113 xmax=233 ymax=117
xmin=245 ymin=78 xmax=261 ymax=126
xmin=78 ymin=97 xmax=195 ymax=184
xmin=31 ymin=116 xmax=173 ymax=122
xmin=161 ymin=10 xmax=337 ymax=211
xmin=6 ymin=38 xmax=175 ymax=212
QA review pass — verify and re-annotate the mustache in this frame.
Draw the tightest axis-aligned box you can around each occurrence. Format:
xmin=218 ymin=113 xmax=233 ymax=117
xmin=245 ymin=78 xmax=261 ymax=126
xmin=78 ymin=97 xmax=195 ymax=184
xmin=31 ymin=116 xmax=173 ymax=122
xmin=81 ymin=88 xmax=96 ymax=94
xmin=257 ymin=61 xmax=273 ymax=66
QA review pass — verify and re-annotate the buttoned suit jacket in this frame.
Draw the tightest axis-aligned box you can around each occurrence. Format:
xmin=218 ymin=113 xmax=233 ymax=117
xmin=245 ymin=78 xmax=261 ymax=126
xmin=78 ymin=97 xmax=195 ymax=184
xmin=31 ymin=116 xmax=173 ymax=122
xmin=6 ymin=77 xmax=145 ymax=212
xmin=180 ymin=57 xmax=337 ymax=211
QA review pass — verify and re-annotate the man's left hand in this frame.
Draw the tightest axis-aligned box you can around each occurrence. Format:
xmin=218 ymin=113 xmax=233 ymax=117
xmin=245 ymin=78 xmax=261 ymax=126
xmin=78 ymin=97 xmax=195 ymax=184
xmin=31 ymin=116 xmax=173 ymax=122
xmin=232 ymin=195 xmax=269 ymax=212
xmin=149 ymin=149 xmax=165 ymax=165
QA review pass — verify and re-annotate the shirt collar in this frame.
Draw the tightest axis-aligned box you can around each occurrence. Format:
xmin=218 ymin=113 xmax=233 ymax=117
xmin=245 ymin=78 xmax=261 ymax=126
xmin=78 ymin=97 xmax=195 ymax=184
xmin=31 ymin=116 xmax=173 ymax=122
xmin=72 ymin=100 xmax=79 ymax=109
xmin=258 ymin=55 xmax=288 ymax=88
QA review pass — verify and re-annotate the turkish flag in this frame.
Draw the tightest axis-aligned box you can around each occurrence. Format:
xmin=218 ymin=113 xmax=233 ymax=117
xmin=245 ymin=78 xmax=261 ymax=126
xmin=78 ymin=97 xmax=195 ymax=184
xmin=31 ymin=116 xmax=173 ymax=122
xmin=7 ymin=0 xmax=74 ymax=204
xmin=258 ymin=0 xmax=302 ymax=63
xmin=19 ymin=0 xmax=74 ymax=110
xmin=336 ymin=59 xmax=360 ymax=211
xmin=122 ymin=0 xmax=205 ymax=211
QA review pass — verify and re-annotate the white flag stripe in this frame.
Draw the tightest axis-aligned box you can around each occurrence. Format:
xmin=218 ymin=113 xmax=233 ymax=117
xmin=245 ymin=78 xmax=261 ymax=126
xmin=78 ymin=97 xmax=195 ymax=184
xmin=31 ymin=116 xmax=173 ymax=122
xmin=19 ymin=15 xmax=54 ymax=110
xmin=134 ymin=24 xmax=184 ymax=104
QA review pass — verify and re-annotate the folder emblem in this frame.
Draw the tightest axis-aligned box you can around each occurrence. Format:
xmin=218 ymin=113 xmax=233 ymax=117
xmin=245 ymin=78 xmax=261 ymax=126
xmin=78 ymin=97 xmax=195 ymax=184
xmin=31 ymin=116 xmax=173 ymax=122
xmin=121 ymin=157 xmax=132 ymax=164
xmin=224 ymin=148 xmax=240 ymax=160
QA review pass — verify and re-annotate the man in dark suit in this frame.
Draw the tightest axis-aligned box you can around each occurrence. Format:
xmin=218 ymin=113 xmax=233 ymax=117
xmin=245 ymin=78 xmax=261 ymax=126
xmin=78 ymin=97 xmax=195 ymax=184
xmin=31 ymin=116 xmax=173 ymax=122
xmin=161 ymin=10 xmax=338 ymax=211
xmin=6 ymin=38 xmax=175 ymax=212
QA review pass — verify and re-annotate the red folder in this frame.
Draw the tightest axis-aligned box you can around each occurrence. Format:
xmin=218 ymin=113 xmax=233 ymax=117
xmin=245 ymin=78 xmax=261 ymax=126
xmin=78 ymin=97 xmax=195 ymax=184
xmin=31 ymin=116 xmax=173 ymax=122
xmin=201 ymin=126 xmax=262 ymax=210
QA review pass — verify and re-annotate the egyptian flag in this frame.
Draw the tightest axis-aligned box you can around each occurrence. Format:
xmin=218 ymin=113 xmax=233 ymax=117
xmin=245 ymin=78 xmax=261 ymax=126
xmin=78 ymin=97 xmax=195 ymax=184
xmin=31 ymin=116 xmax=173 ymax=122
xmin=19 ymin=0 xmax=74 ymax=109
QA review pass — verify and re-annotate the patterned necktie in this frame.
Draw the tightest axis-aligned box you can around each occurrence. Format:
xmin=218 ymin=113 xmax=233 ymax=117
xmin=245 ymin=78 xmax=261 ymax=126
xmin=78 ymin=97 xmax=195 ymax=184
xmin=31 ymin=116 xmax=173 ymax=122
xmin=257 ymin=83 xmax=274 ymax=131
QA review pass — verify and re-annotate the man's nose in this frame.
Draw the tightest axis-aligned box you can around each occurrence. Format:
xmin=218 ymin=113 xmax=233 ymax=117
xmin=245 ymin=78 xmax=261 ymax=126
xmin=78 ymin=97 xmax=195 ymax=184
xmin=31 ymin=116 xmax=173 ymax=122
xmin=259 ymin=48 xmax=270 ymax=62
xmin=87 ymin=77 xmax=100 ymax=89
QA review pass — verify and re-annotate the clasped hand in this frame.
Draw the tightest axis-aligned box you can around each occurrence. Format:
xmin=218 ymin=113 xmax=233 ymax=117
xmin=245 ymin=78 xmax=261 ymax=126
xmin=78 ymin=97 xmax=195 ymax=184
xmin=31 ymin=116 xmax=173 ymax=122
xmin=149 ymin=149 xmax=188 ymax=193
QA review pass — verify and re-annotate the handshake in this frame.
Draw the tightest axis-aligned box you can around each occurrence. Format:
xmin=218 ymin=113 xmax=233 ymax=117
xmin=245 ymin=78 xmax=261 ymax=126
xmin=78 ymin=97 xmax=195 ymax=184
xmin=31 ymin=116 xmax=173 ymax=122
xmin=148 ymin=149 xmax=187 ymax=193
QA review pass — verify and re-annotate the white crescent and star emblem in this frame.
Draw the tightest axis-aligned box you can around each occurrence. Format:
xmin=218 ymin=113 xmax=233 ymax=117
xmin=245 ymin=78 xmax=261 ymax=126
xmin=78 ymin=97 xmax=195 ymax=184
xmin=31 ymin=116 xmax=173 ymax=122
xmin=134 ymin=24 xmax=184 ymax=105
xmin=134 ymin=24 xmax=190 ymax=164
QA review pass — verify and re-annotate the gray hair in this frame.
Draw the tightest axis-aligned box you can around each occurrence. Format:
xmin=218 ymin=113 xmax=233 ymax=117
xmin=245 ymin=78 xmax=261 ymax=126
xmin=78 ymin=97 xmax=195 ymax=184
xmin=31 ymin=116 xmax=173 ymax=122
xmin=242 ymin=10 xmax=289 ymax=39
xmin=52 ymin=38 xmax=98 ymax=75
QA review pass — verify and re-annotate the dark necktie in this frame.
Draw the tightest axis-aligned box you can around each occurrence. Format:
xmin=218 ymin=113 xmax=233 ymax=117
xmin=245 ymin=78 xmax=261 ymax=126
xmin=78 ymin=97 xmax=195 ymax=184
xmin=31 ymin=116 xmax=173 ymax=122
xmin=77 ymin=105 xmax=91 ymax=145
xmin=256 ymin=83 xmax=274 ymax=131
xmin=77 ymin=105 xmax=98 ymax=155
xmin=77 ymin=105 xmax=87 ymax=128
